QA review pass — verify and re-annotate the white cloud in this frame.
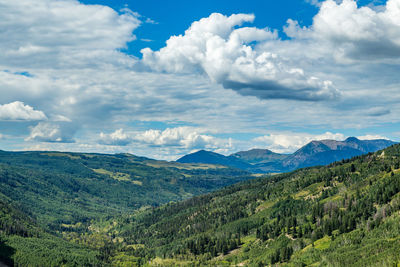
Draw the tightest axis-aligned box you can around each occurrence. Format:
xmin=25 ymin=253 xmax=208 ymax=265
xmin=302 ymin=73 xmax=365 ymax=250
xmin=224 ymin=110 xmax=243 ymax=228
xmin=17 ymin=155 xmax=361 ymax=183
xmin=288 ymin=0 xmax=400 ymax=62
xmin=253 ymin=132 xmax=346 ymax=153
xmin=25 ymin=122 xmax=75 ymax=143
xmin=365 ymin=107 xmax=391 ymax=117
xmin=145 ymin=18 xmax=158 ymax=24
xmin=134 ymin=127 xmax=230 ymax=150
xmin=0 ymin=101 xmax=47 ymax=121
xmin=98 ymin=126 xmax=234 ymax=150
xmin=51 ymin=115 xmax=72 ymax=122
xmin=141 ymin=13 xmax=339 ymax=101
xmin=0 ymin=0 xmax=140 ymax=69
xmin=357 ymin=134 xmax=389 ymax=140
xmin=99 ymin=129 xmax=131 ymax=146
xmin=96 ymin=127 xmax=235 ymax=159
xmin=0 ymin=0 xmax=399 ymax=158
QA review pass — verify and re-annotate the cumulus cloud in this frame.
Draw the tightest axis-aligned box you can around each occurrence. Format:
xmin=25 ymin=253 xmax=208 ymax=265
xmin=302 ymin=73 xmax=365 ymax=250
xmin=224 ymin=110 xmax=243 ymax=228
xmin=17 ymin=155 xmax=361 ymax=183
xmin=99 ymin=129 xmax=132 ymax=146
xmin=25 ymin=122 xmax=75 ymax=143
xmin=253 ymin=132 xmax=346 ymax=153
xmin=134 ymin=127 xmax=219 ymax=149
xmin=0 ymin=101 xmax=47 ymax=121
xmin=0 ymin=0 xmax=399 ymax=157
xmin=98 ymin=127 xmax=233 ymax=152
xmin=141 ymin=13 xmax=339 ymax=101
xmin=0 ymin=0 xmax=140 ymax=69
xmin=288 ymin=0 xmax=400 ymax=62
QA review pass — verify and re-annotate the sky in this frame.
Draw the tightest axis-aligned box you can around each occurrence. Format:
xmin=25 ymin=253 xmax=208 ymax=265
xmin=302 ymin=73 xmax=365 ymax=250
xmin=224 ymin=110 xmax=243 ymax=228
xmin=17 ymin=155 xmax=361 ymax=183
xmin=0 ymin=0 xmax=400 ymax=160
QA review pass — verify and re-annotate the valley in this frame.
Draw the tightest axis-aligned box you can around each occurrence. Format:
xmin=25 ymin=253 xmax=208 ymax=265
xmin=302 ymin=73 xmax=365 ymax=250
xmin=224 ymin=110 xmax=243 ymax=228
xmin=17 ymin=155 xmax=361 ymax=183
xmin=2 ymin=0 xmax=400 ymax=266
xmin=1 ymin=142 xmax=400 ymax=266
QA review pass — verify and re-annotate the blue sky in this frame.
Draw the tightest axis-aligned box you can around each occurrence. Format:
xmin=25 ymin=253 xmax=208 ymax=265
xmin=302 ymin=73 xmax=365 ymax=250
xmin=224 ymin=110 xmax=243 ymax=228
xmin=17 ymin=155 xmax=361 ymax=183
xmin=81 ymin=0 xmax=319 ymax=55
xmin=0 ymin=0 xmax=399 ymax=160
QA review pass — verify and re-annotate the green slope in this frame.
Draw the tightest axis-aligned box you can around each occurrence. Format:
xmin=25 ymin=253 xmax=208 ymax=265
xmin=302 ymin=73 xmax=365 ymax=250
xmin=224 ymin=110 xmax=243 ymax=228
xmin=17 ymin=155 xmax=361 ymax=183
xmin=230 ymin=148 xmax=288 ymax=164
xmin=2 ymin=144 xmax=400 ymax=266
xmin=0 ymin=195 xmax=101 ymax=266
xmin=95 ymin=144 xmax=400 ymax=266
xmin=0 ymin=150 xmax=252 ymax=231
xmin=0 ymin=150 xmax=254 ymax=266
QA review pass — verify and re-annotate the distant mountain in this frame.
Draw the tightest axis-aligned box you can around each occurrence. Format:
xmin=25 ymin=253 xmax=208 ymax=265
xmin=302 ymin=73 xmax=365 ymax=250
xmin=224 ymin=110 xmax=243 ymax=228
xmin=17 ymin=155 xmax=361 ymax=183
xmin=230 ymin=148 xmax=289 ymax=164
xmin=282 ymin=137 xmax=397 ymax=170
xmin=2 ymin=143 xmax=400 ymax=266
xmin=177 ymin=150 xmax=255 ymax=171
xmin=177 ymin=137 xmax=397 ymax=173
xmin=229 ymin=148 xmax=289 ymax=173
xmin=114 ymin=143 xmax=400 ymax=266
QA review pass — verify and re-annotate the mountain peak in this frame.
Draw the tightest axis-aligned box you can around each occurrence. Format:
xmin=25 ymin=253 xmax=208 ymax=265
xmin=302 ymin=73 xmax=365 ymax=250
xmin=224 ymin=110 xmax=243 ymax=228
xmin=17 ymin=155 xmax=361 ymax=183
xmin=283 ymin=137 xmax=396 ymax=170
xmin=176 ymin=138 xmax=396 ymax=174
xmin=345 ymin=137 xmax=360 ymax=142
xmin=196 ymin=149 xmax=211 ymax=154
xmin=177 ymin=150 xmax=254 ymax=171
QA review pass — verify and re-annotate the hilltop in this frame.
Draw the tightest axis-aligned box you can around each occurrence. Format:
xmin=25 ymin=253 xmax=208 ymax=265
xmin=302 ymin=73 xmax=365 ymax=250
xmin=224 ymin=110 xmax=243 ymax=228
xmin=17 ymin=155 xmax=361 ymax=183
xmin=177 ymin=150 xmax=256 ymax=171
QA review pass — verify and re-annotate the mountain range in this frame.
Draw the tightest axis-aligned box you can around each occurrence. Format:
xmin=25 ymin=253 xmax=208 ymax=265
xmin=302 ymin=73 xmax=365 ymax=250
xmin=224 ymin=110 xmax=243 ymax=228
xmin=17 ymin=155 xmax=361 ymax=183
xmin=106 ymin=141 xmax=400 ymax=266
xmin=1 ymin=141 xmax=400 ymax=266
xmin=177 ymin=137 xmax=397 ymax=173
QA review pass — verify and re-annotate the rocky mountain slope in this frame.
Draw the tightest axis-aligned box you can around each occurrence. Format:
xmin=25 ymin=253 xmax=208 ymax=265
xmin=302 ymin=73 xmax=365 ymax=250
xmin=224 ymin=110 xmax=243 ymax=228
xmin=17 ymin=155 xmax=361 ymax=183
xmin=178 ymin=137 xmax=397 ymax=173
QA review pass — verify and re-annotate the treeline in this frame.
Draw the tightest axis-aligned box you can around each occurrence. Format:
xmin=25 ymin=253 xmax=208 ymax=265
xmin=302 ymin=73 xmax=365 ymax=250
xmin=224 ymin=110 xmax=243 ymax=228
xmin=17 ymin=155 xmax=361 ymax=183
xmin=1 ymin=145 xmax=400 ymax=266
xmin=104 ymin=144 xmax=400 ymax=265
xmin=0 ymin=150 xmax=253 ymax=232
xmin=0 ymin=150 xmax=256 ymax=266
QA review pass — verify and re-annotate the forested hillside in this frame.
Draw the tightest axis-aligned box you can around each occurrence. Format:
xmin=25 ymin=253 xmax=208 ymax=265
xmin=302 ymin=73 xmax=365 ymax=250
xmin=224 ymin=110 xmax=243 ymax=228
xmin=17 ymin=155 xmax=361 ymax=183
xmin=0 ymin=150 xmax=253 ymax=266
xmin=93 ymin=144 xmax=400 ymax=266
xmin=1 ymin=144 xmax=400 ymax=266
xmin=177 ymin=150 xmax=256 ymax=171
xmin=0 ymin=196 xmax=100 ymax=266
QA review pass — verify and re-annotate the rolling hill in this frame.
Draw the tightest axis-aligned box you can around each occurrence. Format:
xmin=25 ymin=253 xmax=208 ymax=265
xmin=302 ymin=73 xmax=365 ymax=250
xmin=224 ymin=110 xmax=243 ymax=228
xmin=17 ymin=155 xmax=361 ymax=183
xmin=177 ymin=150 xmax=255 ymax=171
xmin=2 ymin=143 xmax=400 ymax=266
xmin=230 ymin=148 xmax=289 ymax=164
xmin=97 ymin=143 xmax=400 ymax=266
xmin=0 ymin=150 xmax=254 ymax=230
xmin=0 ymin=149 xmax=257 ymax=266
